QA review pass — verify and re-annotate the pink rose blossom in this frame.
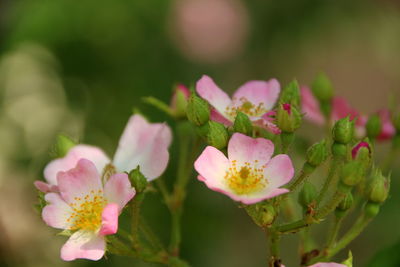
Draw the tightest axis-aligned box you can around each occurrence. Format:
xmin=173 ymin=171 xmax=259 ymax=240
xmin=194 ymin=133 xmax=294 ymax=204
xmin=42 ymin=159 xmax=135 ymax=261
xmin=196 ymin=75 xmax=281 ymax=134
xmin=35 ymin=114 xmax=172 ymax=193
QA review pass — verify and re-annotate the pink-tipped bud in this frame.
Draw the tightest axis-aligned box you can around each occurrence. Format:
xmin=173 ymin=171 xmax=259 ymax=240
xmin=170 ymin=84 xmax=190 ymax=118
xmin=276 ymin=103 xmax=302 ymax=133
xmin=351 ymin=141 xmax=371 ymax=160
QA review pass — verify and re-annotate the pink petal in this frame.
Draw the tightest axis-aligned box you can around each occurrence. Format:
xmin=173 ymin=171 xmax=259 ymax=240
xmin=196 ymin=75 xmax=232 ymax=116
xmin=34 ymin=181 xmax=59 ymax=193
xmin=331 ymin=97 xmax=360 ymax=123
xmin=194 ymin=146 xmax=230 ymax=192
xmin=233 ymin=79 xmax=280 ymax=110
xmin=238 ymin=188 xmax=290 ymax=205
xmin=104 ymin=173 xmax=136 ymax=212
xmin=301 ymin=86 xmax=325 ymax=125
xmin=377 ymin=109 xmax=395 ymax=141
xmin=113 ymin=114 xmax=172 ymax=180
xmin=61 ymin=230 xmax=105 ymax=261
xmin=99 ymin=203 xmax=119 ymax=236
xmin=256 ymin=116 xmax=282 ymax=135
xmin=44 ymin=145 xmax=110 ymax=186
xmin=57 ymin=159 xmax=103 ymax=205
xmin=42 ymin=193 xmax=73 ymax=229
xmin=263 ymin=154 xmax=294 ymax=188
xmin=228 ymin=133 xmax=274 ymax=166
xmin=210 ymin=108 xmax=233 ymax=125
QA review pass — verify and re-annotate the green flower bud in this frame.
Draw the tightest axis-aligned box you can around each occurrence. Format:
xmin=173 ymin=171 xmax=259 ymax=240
xmin=332 ymin=117 xmax=354 ymax=144
xmin=233 ymin=111 xmax=253 ymax=136
xmin=364 ymin=202 xmax=380 ymax=218
xmin=276 ymin=103 xmax=302 ymax=133
xmin=170 ymin=84 xmax=190 ymax=118
xmin=341 ymin=161 xmax=364 ymax=187
xmin=337 ymin=191 xmax=353 ymax=211
xmin=55 ymin=134 xmax=76 ymax=157
xmin=367 ymin=168 xmax=390 ymax=204
xmin=366 ymin=114 xmax=382 ymax=139
xmin=129 ymin=167 xmax=148 ymax=193
xmin=306 ymin=140 xmax=328 ymax=167
xmin=207 ymin=121 xmax=228 ymax=149
xmin=280 ymin=80 xmax=301 ymax=107
xmin=351 ymin=140 xmax=372 ymax=169
xmin=311 ymin=72 xmax=334 ymax=102
xmin=331 ymin=143 xmax=347 ymax=159
xmin=246 ymin=202 xmax=277 ymax=227
xmin=298 ymin=182 xmax=318 ymax=210
xmin=186 ymin=94 xmax=210 ymax=126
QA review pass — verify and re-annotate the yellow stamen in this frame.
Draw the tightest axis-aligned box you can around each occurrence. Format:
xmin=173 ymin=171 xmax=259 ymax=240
xmin=225 ymin=97 xmax=267 ymax=118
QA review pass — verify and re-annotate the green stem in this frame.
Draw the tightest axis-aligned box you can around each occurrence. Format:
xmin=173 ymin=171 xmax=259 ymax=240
xmin=316 ymin=158 xmax=341 ymax=204
xmin=325 ymin=215 xmax=344 ymax=249
xmin=315 ymin=188 xmax=348 ymax=220
xmin=131 ymin=194 xmax=145 ymax=250
xmin=268 ymin=229 xmax=281 ymax=267
xmin=276 ymin=218 xmax=309 ymax=234
xmin=281 ymin=132 xmax=294 ymax=154
xmin=287 ymin=162 xmax=315 ymax=191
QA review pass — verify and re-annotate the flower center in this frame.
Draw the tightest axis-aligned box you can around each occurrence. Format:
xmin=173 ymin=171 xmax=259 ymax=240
xmin=225 ymin=160 xmax=267 ymax=195
xmin=67 ymin=190 xmax=107 ymax=232
xmin=225 ymin=97 xmax=267 ymax=119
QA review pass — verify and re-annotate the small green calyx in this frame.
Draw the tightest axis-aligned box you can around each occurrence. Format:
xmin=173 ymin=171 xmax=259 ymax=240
xmin=280 ymin=79 xmax=301 ymax=107
xmin=298 ymin=182 xmax=318 ymax=210
xmin=364 ymin=202 xmax=380 ymax=218
xmin=246 ymin=202 xmax=277 ymax=227
xmin=129 ymin=167 xmax=148 ymax=193
xmin=367 ymin=168 xmax=390 ymax=204
xmin=332 ymin=117 xmax=354 ymax=144
xmin=311 ymin=72 xmax=334 ymax=102
xmin=366 ymin=114 xmax=382 ymax=139
xmin=233 ymin=111 xmax=253 ymax=136
xmin=207 ymin=121 xmax=228 ymax=150
xmin=55 ymin=134 xmax=76 ymax=158
xmin=306 ymin=140 xmax=328 ymax=167
xmin=341 ymin=161 xmax=364 ymax=187
xmin=276 ymin=103 xmax=302 ymax=133
xmin=186 ymin=94 xmax=210 ymax=126
xmin=337 ymin=191 xmax=353 ymax=211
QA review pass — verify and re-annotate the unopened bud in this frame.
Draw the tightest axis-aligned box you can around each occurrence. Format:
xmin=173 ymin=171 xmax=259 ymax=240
xmin=337 ymin=191 xmax=353 ymax=211
xmin=341 ymin=161 xmax=364 ymax=187
xmin=276 ymin=103 xmax=302 ymax=133
xmin=352 ymin=141 xmax=372 ymax=168
xmin=364 ymin=202 xmax=380 ymax=218
xmin=170 ymin=84 xmax=190 ymax=118
xmin=306 ymin=140 xmax=328 ymax=167
xmin=331 ymin=143 xmax=347 ymax=159
xmin=298 ymin=182 xmax=317 ymax=209
xmin=207 ymin=121 xmax=228 ymax=149
xmin=366 ymin=114 xmax=382 ymax=139
xmin=332 ymin=117 xmax=354 ymax=144
xmin=129 ymin=167 xmax=148 ymax=193
xmin=186 ymin=94 xmax=210 ymax=126
xmin=311 ymin=72 xmax=334 ymax=102
xmin=233 ymin=111 xmax=253 ymax=136
xmin=280 ymin=80 xmax=301 ymax=107
xmin=246 ymin=202 xmax=277 ymax=227
xmin=367 ymin=168 xmax=390 ymax=204
xmin=55 ymin=134 xmax=76 ymax=157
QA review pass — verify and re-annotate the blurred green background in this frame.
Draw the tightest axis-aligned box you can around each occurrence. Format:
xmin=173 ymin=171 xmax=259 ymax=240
xmin=0 ymin=0 xmax=399 ymax=266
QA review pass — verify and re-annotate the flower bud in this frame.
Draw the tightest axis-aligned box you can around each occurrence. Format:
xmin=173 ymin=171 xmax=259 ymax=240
xmin=186 ymin=94 xmax=210 ymax=126
xmin=246 ymin=202 xmax=277 ymax=227
xmin=298 ymin=182 xmax=317 ymax=210
xmin=341 ymin=161 xmax=364 ymax=187
xmin=366 ymin=114 xmax=382 ymax=139
xmin=280 ymin=80 xmax=301 ymax=107
xmin=129 ymin=167 xmax=148 ymax=193
xmin=306 ymin=140 xmax=328 ymax=167
xmin=311 ymin=72 xmax=334 ymax=102
xmin=55 ymin=134 xmax=76 ymax=157
xmin=351 ymin=141 xmax=372 ymax=168
xmin=332 ymin=117 xmax=354 ymax=144
xmin=367 ymin=168 xmax=390 ymax=204
xmin=331 ymin=143 xmax=347 ymax=159
xmin=233 ymin=111 xmax=253 ymax=136
xmin=276 ymin=103 xmax=302 ymax=133
xmin=170 ymin=84 xmax=190 ymax=118
xmin=207 ymin=121 xmax=229 ymax=149
xmin=337 ymin=191 xmax=353 ymax=211
xmin=364 ymin=202 xmax=380 ymax=218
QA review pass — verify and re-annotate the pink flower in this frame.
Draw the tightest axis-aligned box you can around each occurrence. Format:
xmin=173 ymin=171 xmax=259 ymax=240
xmin=376 ymin=109 xmax=395 ymax=141
xmin=42 ymin=159 xmax=135 ymax=261
xmin=352 ymin=141 xmax=371 ymax=159
xmin=35 ymin=114 xmax=172 ymax=193
xmin=194 ymin=133 xmax=294 ymax=204
xmin=196 ymin=75 xmax=281 ymax=134
xmin=307 ymin=263 xmax=346 ymax=267
xmin=170 ymin=84 xmax=190 ymax=110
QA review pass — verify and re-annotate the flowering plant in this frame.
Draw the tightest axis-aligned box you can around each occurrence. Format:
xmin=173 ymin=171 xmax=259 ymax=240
xmin=35 ymin=74 xmax=398 ymax=266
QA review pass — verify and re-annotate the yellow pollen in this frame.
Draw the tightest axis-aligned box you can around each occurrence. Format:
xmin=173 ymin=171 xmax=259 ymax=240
xmin=225 ymin=97 xmax=267 ymax=118
xmin=67 ymin=192 xmax=107 ymax=232
xmin=224 ymin=160 xmax=267 ymax=195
